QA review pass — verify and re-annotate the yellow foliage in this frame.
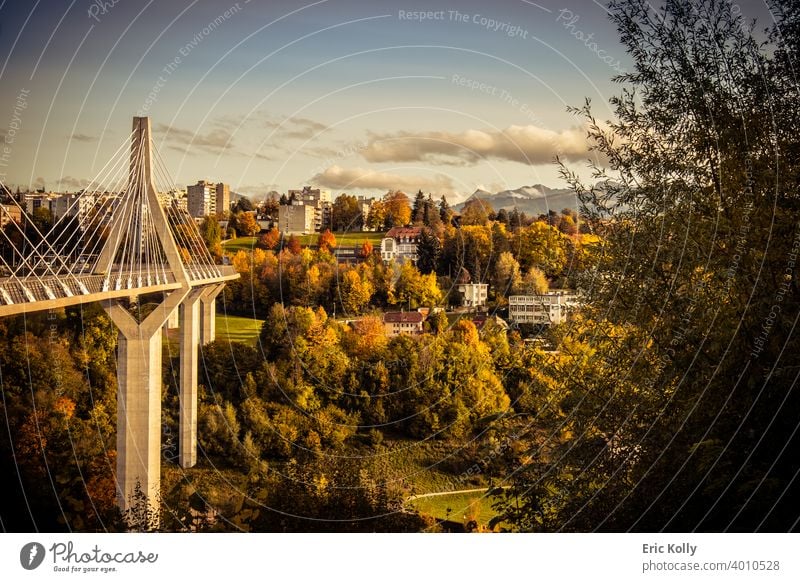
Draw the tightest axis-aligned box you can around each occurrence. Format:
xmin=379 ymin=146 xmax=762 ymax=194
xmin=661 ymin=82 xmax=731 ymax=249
xmin=232 ymin=250 xmax=250 ymax=273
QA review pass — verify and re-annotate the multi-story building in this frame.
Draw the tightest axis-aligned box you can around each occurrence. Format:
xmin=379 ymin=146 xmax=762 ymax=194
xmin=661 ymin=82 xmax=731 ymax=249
xmin=187 ymin=180 xmax=216 ymax=218
xmin=383 ymin=310 xmax=426 ymax=337
xmin=157 ymin=188 xmax=186 ymax=210
xmin=279 ymin=202 xmax=316 ymax=234
xmin=356 ymin=196 xmax=373 ymax=228
xmin=23 ymin=191 xmax=59 ymax=215
xmin=508 ymin=290 xmax=579 ymax=325
xmin=380 ymin=226 xmax=422 ymax=264
xmin=287 ymin=186 xmax=331 ymax=232
xmin=458 ymin=282 xmax=488 ymax=308
xmin=23 ymin=191 xmax=97 ymax=222
xmin=215 ymin=183 xmax=230 ymax=217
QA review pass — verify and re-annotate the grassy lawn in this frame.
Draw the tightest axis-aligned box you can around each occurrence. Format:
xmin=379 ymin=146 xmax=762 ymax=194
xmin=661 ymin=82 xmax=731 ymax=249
xmin=223 ymin=232 xmax=383 ymax=253
xmin=222 ymin=237 xmax=258 ymax=253
xmin=371 ymin=438 xmax=484 ymax=495
xmin=409 ymin=490 xmax=499 ymax=526
xmin=215 ymin=313 xmax=264 ymax=346
xmin=299 ymin=231 xmax=384 ymax=246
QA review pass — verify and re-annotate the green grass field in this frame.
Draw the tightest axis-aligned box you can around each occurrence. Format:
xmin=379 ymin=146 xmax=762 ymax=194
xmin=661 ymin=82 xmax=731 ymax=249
xmin=222 ymin=237 xmax=258 ymax=252
xmin=298 ymin=231 xmax=384 ymax=246
xmin=222 ymin=231 xmax=383 ymax=253
xmin=409 ymin=490 xmax=499 ymax=526
xmin=214 ymin=313 xmax=264 ymax=346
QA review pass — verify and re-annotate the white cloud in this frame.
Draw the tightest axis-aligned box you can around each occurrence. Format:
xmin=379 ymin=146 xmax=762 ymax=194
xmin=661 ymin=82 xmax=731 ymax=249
xmin=56 ymin=176 xmax=91 ymax=190
xmin=310 ymin=165 xmax=454 ymax=193
xmin=361 ymin=124 xmax=596 ymax=166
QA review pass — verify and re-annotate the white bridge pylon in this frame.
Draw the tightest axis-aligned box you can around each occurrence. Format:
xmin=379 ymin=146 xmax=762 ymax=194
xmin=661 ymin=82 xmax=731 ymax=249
xmin=0 ymin=117 xmax=238 ymax=521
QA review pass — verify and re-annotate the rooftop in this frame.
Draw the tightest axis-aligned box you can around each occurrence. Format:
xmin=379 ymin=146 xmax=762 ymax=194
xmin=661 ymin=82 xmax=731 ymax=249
xmin=384 ymin=226 xmax=422 ymax=239
xmin=383 ymin=311 xmax=425 ymax=324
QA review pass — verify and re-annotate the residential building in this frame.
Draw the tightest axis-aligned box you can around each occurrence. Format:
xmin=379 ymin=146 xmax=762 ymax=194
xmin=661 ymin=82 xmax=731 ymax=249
xmin=357 ymin=196 xmax=373 ymax=228
xmin=458 ymin=282 xmax=488 ymax=308
xmin=508 ymin=290 xmax=579 ymax=325
xmin=287 ymin=186 xmax=331 ymax=231
xmin=383 ymin=310 xmax=426 ymax=337
xmin=215 ymin=183 xmax=230 ymax=217
xmin=288 ymin=186 xmax=331 ymax=204
xmin=22 ymin=191 xmax=98 ymax=222
xmin=380 ymin=226 xmax=422 ymax=264
xmin=279 ymin=203 xmax=316 ymax=234
xmin=0 ymin=204 xmax=21 ymax=227
xmin=23 ymin=191 xmax=59 ymax=215
xmin=187 ymin=180 xmax=216 ymax=218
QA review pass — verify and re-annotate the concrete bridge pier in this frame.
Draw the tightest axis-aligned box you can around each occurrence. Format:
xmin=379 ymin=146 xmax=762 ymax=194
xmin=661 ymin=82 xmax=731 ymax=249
xmin=178 ymin=288 xmax=205 ymax=469
xmin=200 ymin=283 xmax=225 ymax=345
xmin=103 ymin=289 xmax=186 ymax=522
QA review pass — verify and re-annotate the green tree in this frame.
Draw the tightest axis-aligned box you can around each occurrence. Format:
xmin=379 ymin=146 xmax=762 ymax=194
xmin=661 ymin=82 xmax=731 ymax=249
xmin=416 ymin=228 xmax=441 ymax=274
xmin=199 ymin=215 xmax=221 ymax=249
xmin=439 ymin=195 xmax=454 ymax=225
xmin=331 ymin=194 xmax=362 ymax=231
xmin=411 ymin=190 xmax=426 ymax=224
xmin=234 ymin=197 xmax=255 ymax=212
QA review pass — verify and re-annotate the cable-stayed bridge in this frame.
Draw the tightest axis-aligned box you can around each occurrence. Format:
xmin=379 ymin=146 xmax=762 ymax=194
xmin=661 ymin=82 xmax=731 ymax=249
xmin=0 ymin=117 xmax=238 ymax=520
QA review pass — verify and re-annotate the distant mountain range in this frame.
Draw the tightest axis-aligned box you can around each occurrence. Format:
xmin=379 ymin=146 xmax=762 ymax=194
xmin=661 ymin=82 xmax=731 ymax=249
xmin=455 ymin=185 xmax=581 ymax=217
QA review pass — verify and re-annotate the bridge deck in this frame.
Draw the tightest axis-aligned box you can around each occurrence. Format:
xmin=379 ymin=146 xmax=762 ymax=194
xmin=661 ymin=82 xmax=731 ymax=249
xmin=0 ymin=266 xmax=238 ymax=317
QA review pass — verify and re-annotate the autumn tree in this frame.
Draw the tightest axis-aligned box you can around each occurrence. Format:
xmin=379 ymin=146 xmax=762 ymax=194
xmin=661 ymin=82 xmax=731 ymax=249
xmin=496 ymin=0 xmax=800 ymax=532
xmin=460 ymin=198 xmax=492 ymax=226
xmin=338 ymin=268 xmax=374 ymax=315
xmin=358 ymin=239 xmax=374 ymax=259
xmin=515 ymin=266 xmax=548 ymax=295
xmin=231 ymin=211 xmax=260 ymax=237
xmin=382 ymin=191 xmax=412 ymax=228
xmin=317 ymin=229 xmax=337 ymax=253
xmin=258 ymin=227 xmax=280 ymax=250
xmin=392 ymin=260 xmax=442 ymax=309
xmin=492 ymin=251 xmax=522 ymax=301
xmin=365 ymin=200 xmax=386 ymax=231
xmin=513 ymin=222 xmax=567 ymax=278
xmin=286 ymin=234 xmax=302 ymax=254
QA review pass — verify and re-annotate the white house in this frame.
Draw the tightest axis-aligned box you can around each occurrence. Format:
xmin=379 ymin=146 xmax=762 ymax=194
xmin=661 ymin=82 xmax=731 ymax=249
xmin=380 ymin=226 xmax=422 ymax=264
xmin=458 ymin=282 xmax=488 ymax=308
xmin=508 ymin=290 xmax=579 ymax=325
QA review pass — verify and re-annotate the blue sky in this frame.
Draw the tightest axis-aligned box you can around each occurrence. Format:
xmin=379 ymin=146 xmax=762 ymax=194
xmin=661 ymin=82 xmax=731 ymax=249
xmin=0 ymin=0 xmax=774 ymax=201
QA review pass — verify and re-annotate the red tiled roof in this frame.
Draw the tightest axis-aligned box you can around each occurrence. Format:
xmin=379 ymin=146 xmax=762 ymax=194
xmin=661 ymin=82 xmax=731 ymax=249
xmin=385 ymin=226 xmax=422 ymax=239
xmin=383 ymin=311 xmax=425 ymax=323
